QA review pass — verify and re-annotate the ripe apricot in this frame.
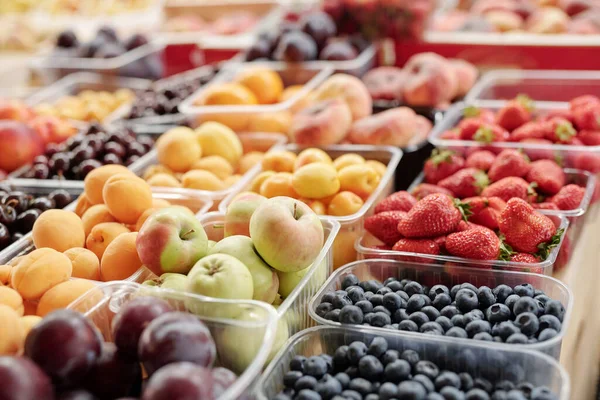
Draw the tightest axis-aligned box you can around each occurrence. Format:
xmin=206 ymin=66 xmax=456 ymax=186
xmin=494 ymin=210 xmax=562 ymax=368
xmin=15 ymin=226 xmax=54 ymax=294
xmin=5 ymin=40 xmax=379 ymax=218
xmin=191 ymin=156 xmax=233 ymax=180
xmin=302 ymin=199 xmax=326 ymax=215
xmin=64 ymin=248 xmax=100 ymax=281
xmin=238 ymin=152 xmax=264 ymax=174
xmin=146 ymin=173 xmax=182 ymax=188
xmin=86 ymin=222 xmax=131 ymax=260
xmin=84 ymin=164 xmax=134 ymax=205
xmin=0 ymin=304 xmax=24 ymax=355
xmin=294 ymin=148 xmax=333 ymax=171
xmin=338 ymin=164 xmax=381 ymax=199
xmin=152 ymin=198 xmax=171 ymax=208
xmin=292 ymin=162 xmax=340 ymax=199
xmin=262 ymin=151 xmax=297 ymax=173
xmin=280 ymin=85 xmax=312 ymax=113
xmin=181 ymin=170 xmax=226 ymax=191
xmin=32 ymin=209 xmax=85 ymax=252
xmin=103 ymin=174 xmax=153 ymax=224
xmin=74 ymin=193 xmax=93 ymax=217
xmin=81 ymin=204 xmax=117 ymax=236
xmin=194 ymin=122 xmax=243 ymax=166
xmin=156 ymin=127 xmax=202 ymax=172
xmin=235 ymin=67 xmax=284 ymax=105
xmin=328 ymin=191 xmax=364 ymax=216
xmin=224 ymin=174 xmax=242 ymax=188
xmin=333 ymin=154 xmax=366 ymax=171
xmin=100 ymin=232 xmax=142 ymax=281
xmin=37 ymin=280 xmax=98 ymax=317
xmin=247 ymin=111 xmax=292 ymax=133
xmin=23 ymin=300 xmax=37 ymax=316
xmin=143 ymin=164 xmax=174 ymax=180
xmin=0 ymin=286 xmax=24 ymax=316
xmin=249 ymin=171 xmax=275 ymax=193
xmin=20 ymin=315 xmax=42 ymax=336
xmin=259 ymin=172 xmax=298 ymax=198
xmin=10 ymin=248 xmax=72 ymax=300
xmin=0 ymin=264 xmax=11 ymax=285
xmin=365 ymin=160 xmax=387 ymax=177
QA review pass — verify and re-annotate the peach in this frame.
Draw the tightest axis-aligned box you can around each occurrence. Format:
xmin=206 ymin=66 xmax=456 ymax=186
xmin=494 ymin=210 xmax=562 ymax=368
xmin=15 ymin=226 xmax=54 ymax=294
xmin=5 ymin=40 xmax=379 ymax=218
xmin=485 ymin=10 xmax=524 ymax=32
xmin=259 ymin=172 xmax=298 ymax=198
xmin=10 ymin=248 xmax=72 ymax=300
xmin=292 ymin=162 xmax=340 ymax=199
xmin=527 ymin=7 xmax=569 ymax=33
xmin=37 ymin=280 xmax=98 ymax=317
xmin=100 ymin=232 xmax=143 ymax=281
xmin=238 ymin=151 xmax=264 ymax=174
xmin=0 ymin=304 xmax=24 ymax=355
xmin=103 ymin=174 xmax=153 ymax=224
xmin=191 ymin=156 xmax=233 ymax=180
xmin=449 ymin=59 xmax=478 ymax=97
xmin=143 ymin=164 xmax=174 ymax=180
xmin=348 ymin=107 xmax=420 ymax=147
xmin=0 ymin=264 xmax=11 ymax=285
xmin=181 ymin=169 xmax=226 ymax=191
xmin=84 ymin=164 xmax=134 ymax=205
xmin=20 ymin=315 xmax=42 ymax=336
xmin=224 ymin=174 xmax=242 ymax=187
xmin=294 ymin=148 xmax=333 ymax=171
xmin=81 ymin=204 xmax=117 ymax=236
xmin=261 ymin=150 xmax=297 ymax=173
xmin=0 ymin=286 xmax=24 ymax=316
xmin=32 ymin=209 xmax=85 ymax=252
xmin=338 ymin=164 xmax=381 ymax=199
xmin=86 ymin=222 xmax=131 ymax=260
xmin=289 ymin=99 xmax=352 ymax=146
xmin=152 ymin=198 xmax=172 ymax=208
xmin=64 ymin=248 xmax=100 ymax=281
xmin=311 ymin=74 xmax=373 ymax=121
xmin=402 ymin=53 xmax=459 ymax=106
xmin=247 ymin=111 xmax=292 ymax=133
xmin=156 ymin=126 xmax=202 ymax=172
xmin=194 ymin=122 xmax=243 ymax=166
xmin=74 ymin=194 xmax=93 ymax=217
xmin=146 ymin=173 xmax=182 ymax=188
xmin=333 ymin=154 xmax=366 ymax=171
xmin=250 ymin=171 xmax=276 ymax=193
xmin=363 ymin=67 xmax=407 ymax=101
xmin=366 ymin=160 xmax=388 ymax=177
xmin=328 ymin=191 xmax=365 ymax=216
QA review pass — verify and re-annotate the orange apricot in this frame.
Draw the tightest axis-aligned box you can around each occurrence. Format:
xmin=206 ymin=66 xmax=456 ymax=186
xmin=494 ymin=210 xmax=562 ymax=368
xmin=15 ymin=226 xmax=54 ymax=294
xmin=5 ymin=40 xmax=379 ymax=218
xmin=181 ymin=170 xmax=226 ymax=191
xmin=0 ymin=305 xmax=24 ymax=355
xmin=64 ymin=248 xmax=100 ymax=281
xmin=103 ymin=174 xmax=153 ymax=224
xmin=0 ymin=286 xmax=24 ymax=316
xmin=249 ymin=171 xmax=276 ymax=193
xmin=135 ymin=207 xmax=159 ymax=231
xmin=10 ymin=248 xmax=72 ymax=300
xmin=152 ymin=198 xmax=171 ymax=208
xmin=84 ymin=164 xmax=133 ymax=205
xmin=32 ymin=210 xmax=85 ymax=252
xmin=247 ymin=111 xmax=292 ymax=133
xmin=365 ymin=160 xmax=387 ymax=177
xmin=190 ymin=156 xmax=233 ymax=180
xmin=100 ymin=232 xmax=142 ymax=281
xmin=20 ymin=315 xmax=42 ymax=336
xmin=86 ymin=222 xmax=131 ymax=260
xmin=294 ymin=148 xmax=334 ymax=171
xmin=143 ymin=164 xmax=174 ymax=180
xmin=81 ymin=204 xmax=117 ymax=236
xmin=156 ymin=126 xmax=202 ymax=172
xmin=74 ymin=193 xmax=93 ymax=217
xmin=224 ymin=174 xmax=242 ymax=188
xmin=235 ymin=67 xmax=284 ymax=104
xmin=37 ymin=279 xmax=98 ymax=317
xmin=238 ymin=151 xmax=264 ymax=174
xmin=327 ymin=191 xmax=364 ymax=216
xmin=261 ymin=150 xmax=297 ymax=173
xmin=259 ymin=172 xmax=298 ymax=198
xmin=146 ymin=173 xmax=182 ymax=188
xmin=0 ymin=264 xmax=11 ymax=285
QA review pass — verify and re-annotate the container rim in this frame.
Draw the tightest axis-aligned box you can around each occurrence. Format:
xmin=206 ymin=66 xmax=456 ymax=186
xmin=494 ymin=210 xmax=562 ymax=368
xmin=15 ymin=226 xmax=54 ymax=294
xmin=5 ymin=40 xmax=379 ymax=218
xmin=424 ymin=29 xmax=600 ymax=47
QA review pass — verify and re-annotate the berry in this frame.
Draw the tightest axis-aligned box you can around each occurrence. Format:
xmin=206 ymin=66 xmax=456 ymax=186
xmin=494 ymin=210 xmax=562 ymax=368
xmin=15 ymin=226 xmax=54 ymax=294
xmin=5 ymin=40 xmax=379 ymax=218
xmin=526 ymin=160 xmax=565 ymax=196
xmin=481 ymin=177 xmax=536 ymax=202
xmin=411 ymin=183 xmax=454 ymax=201
xmin=375 ymin=191 xmax=417 ymax=213
xmin=358 ymin=355 xmax=384 ymax=380
xmin=397 ymin=194 xmax=466 ymax=238
xmin=496 ymin=95 xmax=533 ymax=132
xmin=486 ymin=304 xmax=511 ymax=324
xmin=455 ymin=289 xmax=479 ymax=313
xmin=545 ymin=300 xmax=565 ymax=321
xmin=397 ymin=381 xmax=427 ymax=399
xmin=438 ymin=168 xmax=490 ymax=198
xmin=364 ymin=211 xmax=406 ymax=245
xmin=424 ymin=150 xmax=466 ymax=184
xmin=488 ymin=150 xmax=530 ymax=182
xmin=551 ymin=184 xmax=586 ymax=211
xmin=339 ymin=306 xmax=364 ymax=325
xmin=466 ymin=150 xmax=496 ymax=171
xmin=446 ymin=226 xmax=502 ymax=260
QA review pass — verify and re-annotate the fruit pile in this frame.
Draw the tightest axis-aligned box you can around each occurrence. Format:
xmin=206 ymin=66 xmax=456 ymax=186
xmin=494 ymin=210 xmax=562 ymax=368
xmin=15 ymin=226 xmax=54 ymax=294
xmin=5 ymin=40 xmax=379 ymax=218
xmin=0 ymin=297 xmax=240 ymax=399
xmin=55 ymin=27 xmax=149 ymax=59
xmin=245 ymin=11 xmax=369 ymax=63
xmin=316 ymin=275 xmax=566 ymax=344
xmin=163 ymin=12 xmax=260 ymax=35
xmin=16 ymin=124 xmax=154 ymax=181
xmin=363 ymin=53 xmax=479 ymax=108
xmin=364 ymin=192 xmax=563 ymax=263
xmin=416 ymin=148 xmax=588 ymax=212
xmin=0 ymin=184 xmax=72 ymax=251
xmin=271 ymin=336 xmax=558 ymax=400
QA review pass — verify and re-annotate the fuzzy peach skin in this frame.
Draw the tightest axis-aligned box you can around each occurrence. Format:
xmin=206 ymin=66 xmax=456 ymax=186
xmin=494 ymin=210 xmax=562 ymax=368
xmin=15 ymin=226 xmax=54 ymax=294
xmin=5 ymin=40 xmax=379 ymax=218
xmin=362 ymin=67 xmax=407 ymax=101
xmin=449 ymin=59 xmax=479 ymax=98
xmin=348 ymin=107 xmax=421 ymax=147
xmin=402 ymin=53 xmax=459 ymax=107
xmin=310 ymin=74 xmax=373 ymax=121
xmin=289 ymin=99 xmax=353 ymax=146
xmin=526 ymin=7 xmax=570 ymax=33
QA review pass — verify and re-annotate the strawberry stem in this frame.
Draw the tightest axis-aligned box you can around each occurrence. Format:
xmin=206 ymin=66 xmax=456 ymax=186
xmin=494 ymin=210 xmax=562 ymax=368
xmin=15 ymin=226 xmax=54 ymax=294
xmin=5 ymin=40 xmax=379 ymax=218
xmin=555 ymin=122 xmax=576 ymax=141
xmin=454 ymin=199 xmax=472 ymax=221
xmin=429 ymin=149 xmax=454 ymax=166
xmin=498 ymin=234 xmax=515 ymax=261
xmin=516 ymin=94 xmax=535 ymax=113
xmin=463 ymin=105 xmax=481 ymax=118
xmin=473 ymin=126 xmax=493 ymax=143
xmin=535 ymin=228 xmax=565 ymax=260
xmin=474 ymin=171 xmax=490 ymax=193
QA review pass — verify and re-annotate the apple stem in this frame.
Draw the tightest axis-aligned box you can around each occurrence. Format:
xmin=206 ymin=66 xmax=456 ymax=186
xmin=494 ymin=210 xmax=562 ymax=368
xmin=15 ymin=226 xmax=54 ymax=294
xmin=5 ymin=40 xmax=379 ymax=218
xmin=293 ymin=202 xmax=298 ymax=220
xmin=181 ymin=229 xmax=195 ymax=240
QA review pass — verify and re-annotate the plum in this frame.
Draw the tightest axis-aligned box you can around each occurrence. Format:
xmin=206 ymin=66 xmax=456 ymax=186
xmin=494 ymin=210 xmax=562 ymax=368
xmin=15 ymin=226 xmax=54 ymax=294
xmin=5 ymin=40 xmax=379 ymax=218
xmin=212 ymin=367 xmax=238 ymax=398
xmin=84 ymin=343 xmax=142 ymax=399
xmin=0 ymin=356 xmax=54 ymax=400
xmin=273 ymin=32 xmax=318 ymax=62
xmin=246 ymin=40 xmax=272 ymax=61
xmin=141 ymin=362 xmax=214 ymax=400
xmin=58 ymin=390 xmax=98 ymax=400
xmin=300 ymin=11 xmax=337 ymax=48
xmin=319 ymin=41 xmax=358 ymax=61
xmin=124 ymin=34 xmax=149 ymax=51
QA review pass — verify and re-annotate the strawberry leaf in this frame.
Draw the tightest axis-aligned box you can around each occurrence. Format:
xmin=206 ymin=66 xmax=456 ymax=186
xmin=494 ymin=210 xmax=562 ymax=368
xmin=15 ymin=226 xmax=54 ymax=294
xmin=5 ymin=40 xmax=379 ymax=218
xmin=536 ymin=228 xmax=565 ymax=260
xmin=554 ymin=153 xmax=564 ymax=167
xmin=463 ymin=105 xmax=481 ymax=118
xmin=498 ymin=234 xmax=515 ymax=261
xmin=527 ymin=182 xmax=538 ymax=197
xmin=473 ymin=126 xmax=493 ymax=143
xmin=555 ymin=122 xmax=576 ymax=141
xmin=517 ymin=148 xmax=531 ymax=162
xmin=430 ymin=149 xmax=454 ymax=166
xmin=454 ymin=199 xmax=472 ymax=221
xmin=516 ymin=94 xmax=535 ymax=113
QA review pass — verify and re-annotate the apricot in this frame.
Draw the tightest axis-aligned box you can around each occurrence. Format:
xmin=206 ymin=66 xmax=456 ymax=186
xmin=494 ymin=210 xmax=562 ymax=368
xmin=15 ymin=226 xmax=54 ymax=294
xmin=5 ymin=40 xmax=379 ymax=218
xmin=155 ymin=127 xmax=202 ymax=172
xmin=32 ymin=209 xmax=85 ymax=252
xmin=86 ymin=222 xmax=131 ymax=260
xmin=37 ymin=279 xmax=98 ymax=317
xmin=303 ymin=199 xmax=326 ymax=215
xmin=247 ymin=111 xmax=292 ymax=133
xmin=365 ymin=160 xmax=387 ymax=177
xmin=146 ymin=173 xmax=182 ymax=188
xmin=103 ymin=174 xmax=153 ymax=224
xmin=0 ymin=286 xmax=24 ymax=316
xmin=100 ymin=232 xmax=143 ymax=281
xmin=294 ymin=148 xmax=334 ymax=171
xmin=143 ymin=164 xmax=174 ymax=180
xmin=74 ymin=193 xmax=93 ymax=217
xmin=10 ymin=248 xmax=72 ymax=300
xmin=249 ymin=171 xmax=276 ymax=193
xmin=238 ymin=152 xmax=264 ymax=174
xmin=84 ymin=164 xmax=134 ymax=205
xmin=292 ymin=163 xmax=340 ymax=199
xmin=328 ymin=191 xmax=364 ymax=216
xmin=280 ymin=85 xmax=312 ymax=113
xmin=259 ymin=172 xmax=298 ymax=198
xmin=194 ymin=122 xmax=243 ymax=166
xmin=0 ymin=264 xmax=11 ymax=285
xmin=23 ymin=300 xmax=37 ymax=316
xmin=235 ymin=67 xmax=284 ymax=105
xmin=135 ymin=208 xmax=160 ymax=231
xmin=0 ymin=304 xmax=24 ymax=355
xmin=64 ymin=248 xmax=100 ymax=281
xmin=262 ymin=150 xmax=297 ymax=173
xmin=181 ymin=170 xmax=226 ymax=191
xmin=338 ymin=164 xmax=381 ymax=199
xmin=199 ymin=82 xmax=258 ymax=106
xmin=333 ymin=154 xmax=366 ymax=171
xmin=224 ymin=174 xmax=242 ymax=188
xmin=191 ymin=156 xmax=233 ymax=180
xmin=81 ymin=204 xmax=117 ymax=236
xmin=152 ymin=198 xmax=172 ymax=208
xmin=20 ymin=315 xmax=42 ymax=336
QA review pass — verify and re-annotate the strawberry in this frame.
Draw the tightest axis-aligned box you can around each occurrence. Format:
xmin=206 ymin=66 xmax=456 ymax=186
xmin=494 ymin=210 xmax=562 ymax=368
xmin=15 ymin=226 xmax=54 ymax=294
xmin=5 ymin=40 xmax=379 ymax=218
xmin=481 ymin=177 xmax=536 ymax=202
xmin=526 ymin=159 xmax=565 ymax=196
xmin=364 ymin=211 xmax=406 ymax=246
xmin=374 ymin=191 xmax=417 ymax=214
xmin=495 ymin=95 xmax=533 ymax=132
xmin=510 ymin=253 xmax=540 ymax=263
xmin=462 ymin=105 xmax=495 ymax=123
xmin=472 ymin=124 xmax=509 ymax=143
xmin=438 ymin=168 xmax=489 ymax=198
xmin=458 ymin=118 xmax=486 ymax=140
xmin=446 ymin=226 xmax=502 ymax=260
xmin=510 ymin=121 xmax=547 ymax=142
xmin=539 ymin=109 xmax=575 ymax=124
xmin=487 ymin=149 xmax=530 ymax=182
xmin=392 ymin=238 xmax=440 ymax=262
xmin=578 ymin=130 xmax=600 ymax=146
xmin=465 ymin=150 xmax=496 ymax=171
xmin=372 ymin=244 xmax=392 ymax=251
xmin=544 ymin=117 xmax=577 ymax=143
xmin=551 ymin=184 xmax=586 ymax=210
xmin=519 ymin=138 xmax=561 ymax=162
xmin=441 ymin=129 xmax=460 ymax=140
xmin=456 ymin=220 xmax=479 ymax=231
xmin=570 ymin=95 xmax=600 ymax=111
xmin=397 ymin=193 xmax=468 ymax=238
xmin=572 ymin=152 xmax=600 ymax=173
xmin=433 ymin=235 xmax=447 ymax=252
xmin=462 ymin=196 xmax=506 ymax=230
xmin=573 ymin=102 xmax=600 ymax=131
xmin=411 ymin=183 xmax=454 ymax=200
xmin=498 ymin=198 xmax=560 ymax=256
xmin=532 ymin=202 xmax=559 ymax=211
xmin=423 ymin=149 xmax=465 ymax=184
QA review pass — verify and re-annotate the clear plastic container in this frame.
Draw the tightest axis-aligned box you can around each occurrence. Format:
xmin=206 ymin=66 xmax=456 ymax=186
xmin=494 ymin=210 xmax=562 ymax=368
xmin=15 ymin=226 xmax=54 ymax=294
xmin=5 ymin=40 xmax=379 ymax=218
xmin=309 ymin=259 xmax=572 ymax=358
xmin=178 ymin=62 xmax=333 ymax=132
xmin=257 ymin=325 xmax=570 ymax=400
xmin=219 ymin=144 xmax=403 ymax=269
xmin=67 ymin=281 xmax=279 ymax=400
xmin=129 ymin=131 xmax=288 ymax=210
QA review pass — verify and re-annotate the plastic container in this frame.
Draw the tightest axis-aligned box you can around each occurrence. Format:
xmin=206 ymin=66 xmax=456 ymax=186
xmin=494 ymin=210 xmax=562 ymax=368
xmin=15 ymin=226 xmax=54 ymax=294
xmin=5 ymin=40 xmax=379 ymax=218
xmin=309 ymin=259 xmax=572 ymax=358
xmin=129 ymin=131 xmax=287 ymax=210
xmin=220 ymin=144 xmax=403 ymax=269
xmin=67 ymin=281 xmax=279 ymax=400
xmin=178 ymin=62 xmax=333 ymax=131
xmin=257 ymin=325 xmax=570 ymax=400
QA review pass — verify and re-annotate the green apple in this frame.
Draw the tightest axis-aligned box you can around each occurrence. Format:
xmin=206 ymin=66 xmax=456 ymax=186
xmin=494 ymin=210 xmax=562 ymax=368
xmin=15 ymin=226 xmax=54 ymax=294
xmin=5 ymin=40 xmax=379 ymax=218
xmin=224 ymin=192 xmax=267 ymax=238
xmin=136 ymin=207 xmax=208 ymax=276
xmin=250 ymin=197 xmax=324 ymax=273
xmin=209 ymin=235 xmax=279 ymax=304
xmin=277 ymin=267 xmax=309 ymax=298
xmin=207 ymin=240 xmax=217 ymax=252
xmin=186 ymin=254 xmax=253 ymax=300
xmin=143 ymin=273 xmax=188 ymax=291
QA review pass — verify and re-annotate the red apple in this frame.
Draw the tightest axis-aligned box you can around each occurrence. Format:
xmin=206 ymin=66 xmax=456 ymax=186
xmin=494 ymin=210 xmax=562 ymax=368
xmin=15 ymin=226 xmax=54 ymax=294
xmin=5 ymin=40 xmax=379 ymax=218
xmin=0 ymin=99 xmax=34 ymax=122
xmin=0 ymin=120 xmax=45 ymax=172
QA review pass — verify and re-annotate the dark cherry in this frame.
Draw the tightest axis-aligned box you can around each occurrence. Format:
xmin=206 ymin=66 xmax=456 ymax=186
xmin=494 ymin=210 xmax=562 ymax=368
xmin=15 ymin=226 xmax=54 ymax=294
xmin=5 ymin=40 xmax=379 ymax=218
xmin=30 ymin=197 xmax=56 ymax=212
xmin=0 ymin=223 xmax=10 ymax=249
xmin=86 ymin=122 xmax=104 ymax=135
xmin=103 ymin=154 xmax=121 ymax=165
xmin=45 ymin=143 xmax=62 ymax=157
xmin=104 ymin=142 xmax=127 ymax=158
xmin=33 ymin=155 xmax=49 ymax=165
xmin=137 ymin=136 xmax=154 ymax=151
xmin=124 ymin=33 xmax=149 ymax=51
xmin=246 ymin=40 xmax=272 ymax=61
xmin=32 ymin=164 xmax=50 ymax=180
xmin=56 ymin=30 xmax=79 ymax=48
xmin=126 ymin=156 xmax=141 ymax=166
xmin=49 ymin=153 xmax=71 ymax=174
xmin=127 ymin=142 xmax=146 ymax=158
xmin=48 ymin=190 xmax=73 ymax=209
xmin=72 ymin=146 xmax=96 ymax=164
xmin=5 ymin=192 xmax=30 ymax=213
xmin=15 ymin=209 xmax=42 ymax=234
xmin=78 ymin=160 xmax=102 ymax=178
xmin=0 ymin=205 xmax=17 ymax=227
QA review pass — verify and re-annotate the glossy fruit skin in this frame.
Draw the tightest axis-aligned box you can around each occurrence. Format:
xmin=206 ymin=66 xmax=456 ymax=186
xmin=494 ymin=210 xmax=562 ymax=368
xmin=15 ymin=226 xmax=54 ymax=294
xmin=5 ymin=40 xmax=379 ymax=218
xmin=24 ymin=309 xmax=103 ymax=388
xmin=438 ymin=168 xmax=489 ymax=198
xmin=481 ymin=177 xmax=534 ymax=202
xmin=446 ymin=226 xmax=501 ymax=260
xmin=141 ymin=362 xmax=214 ymax=400
xmin=374 ymin=191 xmax=416 ymax=214
xmin=463 ymin=196 xmax=506 ymax=230
xmin=0 ymin=356 xmax=54 ymax=400
xmin=212 ymin=367 xmax=238 ymax=398
xmin=138 ymin=312 xmax=216 ymax=376
xmin=423 ymin=150 xmax=465 ymax=184
xmin=397 ymin=194 xmax=463 ymax=238
xmin=300 ymin=11 xmax=337 ymax=48
xmin=487 ymin=150 xmax=530 ymax=182
xmin=364 ymin=211 xmax=406 ymax=245
xmin=498 ymin=198 xmax=557 ymax=254
xmin=551 ymin=184 xmax=585 ymax=210
xmin=526 ymin=160 xmax=565 ymax=196
xmin=274 ymin=31 xmax=318 ymax=62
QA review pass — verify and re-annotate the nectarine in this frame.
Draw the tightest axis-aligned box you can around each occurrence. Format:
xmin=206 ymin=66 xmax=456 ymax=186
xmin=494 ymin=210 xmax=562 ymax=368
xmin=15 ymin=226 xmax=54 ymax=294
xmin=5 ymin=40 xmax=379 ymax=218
xmin=156 ymin=127 xmax=202 ymax=172
xmin=10 ymin=248 xmax=72 ymax=300
xmin=81 ymin=204 xmax=117 ymax=237
xmin=181 ymin=170 xmax=226 ymax=191
xmin=191 ymin=156 xmax=233 ymax=180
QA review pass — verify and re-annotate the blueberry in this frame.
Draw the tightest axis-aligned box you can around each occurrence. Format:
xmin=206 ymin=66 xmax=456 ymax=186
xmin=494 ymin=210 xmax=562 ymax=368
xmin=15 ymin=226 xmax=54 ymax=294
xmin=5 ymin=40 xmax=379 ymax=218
xmin=450 ymin=285 xmax=461 ymax=299
xmin=397 ymin=291 xmax=410 ymax=301
xmin=345 ymin=367 xmax=359 ymax=378
xmin=322 ymin=292 xmax=336 ymax=304
xmin=333 ymin=345 xmax=349 ymax=370
xmin=466 ymin=320 xmax=491 ymax=337
xmin=474 ymin=378 xmax=493 ymax=392
xmin=514 ymin=312 xmax=539 ymax=337
xmin=513 ymin=297 xmax=538 ymax=316
xmin=361 ymin=280 xmax=383 ymax=293
xmin=491 ymin=391 xmax=508 ymax=400
xmin=365 ymin=394 xmax=379 ymax=400
xmin=427 ymin=394 xmax=445 ymax=400
xmin=341 ymin=390 xmax=363 ymax=400
xmin=493 ymin=336 xmax=504 ymax=343
xmin=365 ymin=337 xmax=387 ymax=359
xmin=504 ymin=295 xmax=521 ymax=312
xmin=534 ymin=288 xmax=545 ymax=296
xmin=297 ymin=389 xmax=321 ymax=400
xmin=409 ymin=312 xmax=430 ymax=326
xmin=334 ymin=372 xmax=350 ymax=389
xmin=349 ymin=378 xmax=372 ymax=396
xmin=475 ymin=286 xmax=495 ymax=308
xmin=435 ymin=371 xmax=461 ymax=390
xmin=516 ymin=382 xmax=534 ymax=397
xmin=364 ymin=292 xmax=375 ymax=301
xmin=357 ymin=355 xmax=383 ymax=381
xmin=407 ymin=294 xmax=427 ymax=313
xmin=419 ymin=305 xmax=440 ymax=321
xmin=373 ymin=306 xmax=392 ymax=316
xmin=355 ymin=300 xmax=374 ymax=315
xmin=315 ymin=375 xmax=344 ymax=400
xmin=435 ymin=316 xmax=453 ymax=332
xmin=441 ymin=305 xmax=461 ymax=319
xmin=439 ymin=386 xmax=465 ymax=400
xmin=465 ymin=388 xmax=490 ymax=400
xmin=486 ymin=304 xmax=511 ymax=324
xmin=304 ymin=356 xmax=328 ymax=379
xmin=317 ymin=302 xmax=334 ymax=318
xmin=506 ymin=333 xmax=529 ymax=344
xmin=401 ymin=349 xmax=420 ymax=366
xmin=446 ymin=327 xmax=468 ymax=338
xmin=530 ymin=386 xmax=557 ymax=400
xmin=291 ymin=355 xmax=307 ymax=372
xmin=295 ymin=375 xmax=319 ymax=391
xmin=456 ymin=289 xmax=479 ymax=313
xmin=370 ymin=294 xmax=384 ymax=307
xmin=403 ymin=281 xmax=423 ymax=296
xmin=321 ymin=355 xmax=333 ymax=371
xmin=459 ymin=373 xmax=474 ymax=391
xmin=493 ymin=285 xmax=514 ymax=303
xmin=513 ymin=283 xmax=534 ymax=297
xmin=340 ymin=305 xmax=364 ymax=325
xmin=544 ymin=300 xmax=565 ymax=322
xmin=397 ymin=381 xmax=427 ymax=400
xmin=378 ymin=382 xmax=399 ymax=400
xmin=538 ymin=328 xmax=558 ymax=341
xmin=463 ymin=309 xmax=485 ymax=325
xmin=381 ymin=349 xmax=400 ymax=365
xmin=533 ymin=300 xmax=546 ymax=317
xmin=473 ymin=332 xmax=494 ymax=341
xmin=348 ymin=342 xmax=368 ymax=364
xmin=348 ymin=287 xmax=366 ymax=303
xmin=451 ymin=314 xmax=466 ymax=328
xmin=415 ymin=360 xmax=439 ymax=380
xmin=381 ymin=292 xmax=403 ymax=311
xmin=399 ymin=320 xmax=419 ymax=332
xmin=336 ymin=290 xmax=349 ymax=296
xmin=273 ymin=393 xmax=292 ymax=400
xmin=528 ymin=338 xmax=539 ymax=344
xmin=431 ymin=293 xmax=452 ymax=310
xmin=342 ymin=274 xmax=360 ymax=289
xmin=371 ymin=312 xmax=392 ymax=327
xmin=386 ymin=281 xmax=403 ymax=292
xmin=429 ymin=284 xmax=450 ymax=299
xmin=332 ymin=293 xmax=353 ymax=309
xmin=420 ymin=322 xmax=445 ymax=335
xmin=284 ymin=370 xmax=303 ymax=387
xmin=505 ymin=390 xmax=527 ymax=400
xmin=364 ymin=313 xmax=375 ymax=325
xmin=325 ymin=309 xmax=341 ymax=322
xmin=494 ymin=321 xmax=520 ymax=341
xmin=534 ymin=294 xmax=551 ymax=305
xmin=495 ymin=381 xmax=514 ymax=391
xmin=394 ymin=308 xmax=410 ymax=323
xmin=377 ymin=287 xmax=392 ymax=296
xmin=384 ymin=277 xmax=398 ymax=284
